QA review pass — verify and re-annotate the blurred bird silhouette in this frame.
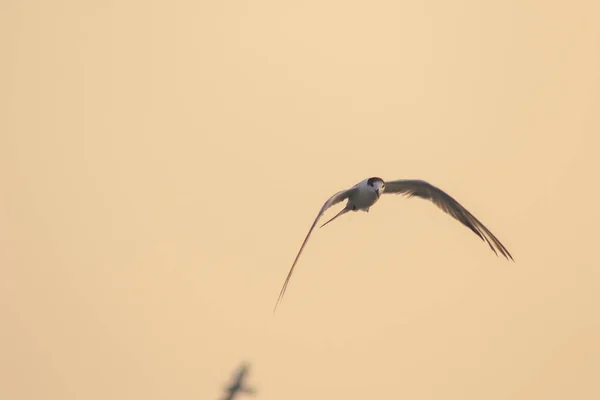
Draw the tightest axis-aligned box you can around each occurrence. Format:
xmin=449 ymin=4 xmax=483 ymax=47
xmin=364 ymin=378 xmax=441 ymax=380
xmin=220 ymin=362 xmax=256 ymax=400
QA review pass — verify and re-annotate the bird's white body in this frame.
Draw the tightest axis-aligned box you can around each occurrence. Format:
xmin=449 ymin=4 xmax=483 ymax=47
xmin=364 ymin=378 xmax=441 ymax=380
xmin=273 ymin=176 xmax=513 ymax=311
xmin=347 ymin=178 xmax=383 ymax=211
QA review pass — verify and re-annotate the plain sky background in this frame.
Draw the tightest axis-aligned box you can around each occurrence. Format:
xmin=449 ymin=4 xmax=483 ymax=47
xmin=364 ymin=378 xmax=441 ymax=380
xmin=2 ymin=1 xmax=600 ymax=399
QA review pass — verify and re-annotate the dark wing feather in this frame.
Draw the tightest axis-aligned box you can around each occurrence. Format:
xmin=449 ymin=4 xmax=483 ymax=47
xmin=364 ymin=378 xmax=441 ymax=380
xmin=383 ymin=179 xmax=513 ymax=261
xmin=274 ymin=187 xmax=357 ymax=312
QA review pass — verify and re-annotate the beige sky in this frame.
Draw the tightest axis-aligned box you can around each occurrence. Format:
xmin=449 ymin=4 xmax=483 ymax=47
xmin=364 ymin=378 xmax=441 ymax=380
xmin=2 ymin=1 xmax=600 ymax=399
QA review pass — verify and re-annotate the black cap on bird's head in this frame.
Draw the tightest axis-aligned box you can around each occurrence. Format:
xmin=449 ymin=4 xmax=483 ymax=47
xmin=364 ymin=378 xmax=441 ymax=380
xmin=367 ymin=177 xmax=385 ymax=196
xmin=367 ymin=177 xmax=384 ymax=186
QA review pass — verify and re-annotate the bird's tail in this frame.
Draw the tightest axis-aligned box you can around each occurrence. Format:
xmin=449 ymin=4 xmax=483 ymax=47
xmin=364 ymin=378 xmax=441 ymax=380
xmin=320 ymin=206 xmax=351 ymax=228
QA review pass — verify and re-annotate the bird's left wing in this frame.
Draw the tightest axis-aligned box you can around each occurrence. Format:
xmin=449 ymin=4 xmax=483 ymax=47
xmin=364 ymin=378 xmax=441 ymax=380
xmin=274 ymin=187 xmax=357 ymax=312
xmin=383 ymin=179 xmax=513 ymax=260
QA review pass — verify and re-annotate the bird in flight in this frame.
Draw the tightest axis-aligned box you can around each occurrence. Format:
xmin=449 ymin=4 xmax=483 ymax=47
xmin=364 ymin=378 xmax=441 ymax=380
xmin=274 ymin=177 xmax=513 ymax=311
xmin=221 ymin=362 xmax=256 ymax=400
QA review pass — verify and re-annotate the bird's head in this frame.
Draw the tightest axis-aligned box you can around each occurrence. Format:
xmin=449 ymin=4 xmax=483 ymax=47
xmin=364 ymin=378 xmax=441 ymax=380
xmin=367 ymin=177 xmax=385 ymax=197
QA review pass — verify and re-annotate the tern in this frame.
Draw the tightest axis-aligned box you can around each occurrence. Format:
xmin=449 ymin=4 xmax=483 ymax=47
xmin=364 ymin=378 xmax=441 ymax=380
xmin=274 ymin=177 xmax=513 ymax=311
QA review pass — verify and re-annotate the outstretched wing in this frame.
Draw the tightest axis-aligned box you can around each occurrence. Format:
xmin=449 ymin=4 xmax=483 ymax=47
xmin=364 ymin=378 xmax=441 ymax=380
xmin=383 ymin=179 xmax=513 ymax=260
xmin=240 ymin=387 xmax=256 ymax=395
xmin=274 ymin=187 xmax=358 ymax=312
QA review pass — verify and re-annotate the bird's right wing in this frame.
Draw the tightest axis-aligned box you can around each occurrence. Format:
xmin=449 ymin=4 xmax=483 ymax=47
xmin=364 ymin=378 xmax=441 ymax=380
xmin=274 ymin=187 xmax=357 ymax=312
